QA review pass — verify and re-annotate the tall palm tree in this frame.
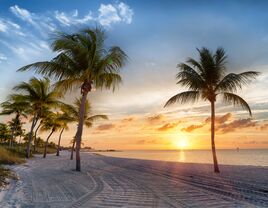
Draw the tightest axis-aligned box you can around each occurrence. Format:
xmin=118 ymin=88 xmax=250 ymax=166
xmin=18 ymin=28 xmax=126 ymax=170
xmin=62 ymin=98 xmax=108 ymax=160
xmin=12 ymin=77 xmax=61 ymax=158
xmin=165 ymin=47 xmax=259 ymax=173
xmin=40 ymin=112 xmax=62 ymax=158
xmin=0 ymin=97 xmax=28 ymax=147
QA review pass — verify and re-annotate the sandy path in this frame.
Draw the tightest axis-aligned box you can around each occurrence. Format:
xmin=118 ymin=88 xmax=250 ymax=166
xmin=0 ymin=151 xmax=268 ymax=207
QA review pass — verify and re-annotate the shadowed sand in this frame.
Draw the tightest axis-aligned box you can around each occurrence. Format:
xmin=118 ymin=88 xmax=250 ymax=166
xmin=1 ymin=151 xmax=268 ymax=207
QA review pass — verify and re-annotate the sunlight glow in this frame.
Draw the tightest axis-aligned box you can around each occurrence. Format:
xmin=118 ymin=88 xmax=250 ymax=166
xmin=174 ymin=136 xmax=189 ymax=150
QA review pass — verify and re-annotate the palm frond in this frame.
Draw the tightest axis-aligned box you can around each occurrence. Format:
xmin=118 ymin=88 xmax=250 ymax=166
xmin=214 ymin=47 xmax=227 ymax=69
xmin=177 ymin=63 xmax=205 ymax=90
xmin=86 ymin=115 xmax=108 ymax=122
xmin=95 ymin=72 xmax=122 ymax=91
xmin=186 ymin=58 xmax=204 ymax=74
xmin=216 ymin=71 xmax=260 ymax=93
xmin=221 ymin=92 xmax=252 ymax=116
xmin=164 ymin=91 xmax=200 ymax=107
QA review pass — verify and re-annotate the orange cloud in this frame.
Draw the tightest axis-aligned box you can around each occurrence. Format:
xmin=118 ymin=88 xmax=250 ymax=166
xmin=95 ymin=123 xmax=116 ymax=131
xmin=146 ymin=114 xmax=165 ymax=124
xmin=217 ymin=118 xmax=257 ymax=133
xmin=121 ymin=116 xmax=135 ymax=123
xmin=181 ymin=124 xmax=205 ymax=132
xmin=259 ymin=123 xmax=268 ymax=131
xmin=157 ymin=121 xmax=180 ymax=131
xmin=205 ymin=113 xmax=232 ymax=124
xmin=136 ymin=139 xmax=158 ymax=144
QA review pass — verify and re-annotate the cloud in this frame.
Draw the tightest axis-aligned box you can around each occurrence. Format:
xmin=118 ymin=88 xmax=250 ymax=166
xmin=98 ymin=2 xmax=133 ymax=27
xmin=55 ymin=10 xmax=93 ymax=26
xmin=217 ymin=118 xmax=257 ymax=133
xmin=136 ymin=139 xmax=159 ymax=144
xmin=10 ymin=5 xmax=34 ymax=24
xmin=117 ymin=2 xmax=133 ymax=24
xmin=95 ymin=123 xmax=116 ymax=131
xmin=259 ymin=123 xmax=268 ymax=131
xmin=205 ymin=113 xmax=232 ymax=124
xmin=181 ymin=124 xmax=204 ymax=132
xmin=10 ymin=5 xmax=56 ymax=34
xmin=0 ymin=53 xmax=7 ymax=62
xmin=0 ymin=18 xmax=23 ymax=36
xmin=121 ymin=116 xmax=135 ymax=123
xmin=243 ymin=140 xmax=268 ymax=145
xmin=157 ymin=121 xmax=180 ymax=131
xmin=146 ymin=114 xmax=165 ymax=124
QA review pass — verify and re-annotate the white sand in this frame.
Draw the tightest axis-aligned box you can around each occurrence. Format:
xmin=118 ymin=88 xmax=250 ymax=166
xmin=0 ymin=151 xmax=268 ymax=207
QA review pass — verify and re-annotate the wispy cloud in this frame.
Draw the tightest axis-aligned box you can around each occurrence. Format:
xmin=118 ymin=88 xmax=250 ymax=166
xmin=54 ymin=2 xmax=134 ymax=28
xmin=55 ymin=10 xmax=93 ymax=26
xmin=157 ymin=121 xmax=181 ymax=131
xmin=0 ymin=18 xmax=24 ymax=36
xmin=0 ymin=52 xmax=7 ymax=63
xmin=10 ymin=5 xmax=57 ymax=34
xmin=10 ymin=5 xmax=35 ymax=24
xmin=181 ymin=124 xmax=205 ymax=132
xmin=95 ymin=123 xmax=116 ymax=131
xmin=146 ymin=114 xmax=165 ymax=124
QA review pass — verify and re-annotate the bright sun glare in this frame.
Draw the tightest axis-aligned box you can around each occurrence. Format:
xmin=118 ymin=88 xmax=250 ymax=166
xmin=175 ymin=137 xmax=189 ymax=149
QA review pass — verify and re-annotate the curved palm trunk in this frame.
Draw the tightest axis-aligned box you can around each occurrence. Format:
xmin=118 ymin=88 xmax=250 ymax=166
xmin=70 ymin=139 xmax=76 ymax=160
xmin=75 ymin=91 xmax=88 ymax=171
xmin=33 ymin=122 xmax=41 ymax=152
xmin=43 ymin=130 xmax=54 ymax=158
xmin=211 ymin=101 xmax=220 ymax=173
xmin=56 ymin=128 xmax=64 ymax=156
xmin=26 ymin=114 xmax=38 ymax=158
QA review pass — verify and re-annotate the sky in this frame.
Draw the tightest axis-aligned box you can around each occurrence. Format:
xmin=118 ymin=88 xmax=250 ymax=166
xmin=0 ymin=0 xmax=268 ymax=150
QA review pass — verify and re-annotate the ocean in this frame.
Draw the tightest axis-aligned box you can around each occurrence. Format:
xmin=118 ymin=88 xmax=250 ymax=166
xmin=97 ymin=149 xmax=268 ymax=167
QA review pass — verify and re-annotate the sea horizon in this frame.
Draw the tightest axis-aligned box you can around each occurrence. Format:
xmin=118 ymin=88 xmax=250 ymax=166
xmin=96 ymin=149 xmax=268 ymax=167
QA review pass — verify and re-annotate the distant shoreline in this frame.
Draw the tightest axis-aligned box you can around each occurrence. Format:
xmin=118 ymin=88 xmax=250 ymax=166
xmin=95 ymin=149 xmax=268 ymax=167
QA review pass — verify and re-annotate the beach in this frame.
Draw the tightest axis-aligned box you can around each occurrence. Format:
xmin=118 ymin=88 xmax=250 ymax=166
xmin=1 ymin=151 xmax=268 ymax=208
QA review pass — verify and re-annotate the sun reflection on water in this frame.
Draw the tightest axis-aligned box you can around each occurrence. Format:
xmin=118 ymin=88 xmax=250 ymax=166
xmin=178 ymin=150 xmax=185 ymax=162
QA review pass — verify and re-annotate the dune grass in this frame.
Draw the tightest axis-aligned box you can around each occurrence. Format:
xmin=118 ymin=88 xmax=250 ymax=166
xmin=0 ymin=146 xmax=25 ymax=165
xmin=0 ymin=146 xmax=24 ymax=187
xmin=34 ymin=146 xmax=57 ymax=155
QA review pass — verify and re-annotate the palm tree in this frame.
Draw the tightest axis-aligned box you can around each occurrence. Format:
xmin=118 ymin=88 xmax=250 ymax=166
xmin=40 ymin=112 xmax=62 ymax=158
xmin=33 ymin=107 xmax=51 ymax=152
xmin=165 ymin=47 xmax=259 ymax=173
xmin=55 ymin=110 xmax=72 ymax=156
xmin=0 ymin=123 xmax=10 ymax=144
xmin=62 ymin=98 xmax=108 ymax=160
xmin=18 ymin=27 xmax=127 ymax=170
xmin=12 ymin=77 xmax=61 ymax=158
xmin=0 ymin=97 xmax=28 ymax=147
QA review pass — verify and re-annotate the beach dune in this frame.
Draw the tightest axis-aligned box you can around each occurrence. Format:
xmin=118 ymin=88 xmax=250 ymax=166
xmin=1 ymin=151 xmax=268 ymax=207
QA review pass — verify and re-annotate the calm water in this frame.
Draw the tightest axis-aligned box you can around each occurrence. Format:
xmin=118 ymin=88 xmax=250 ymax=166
xmin=98 ymin=149 xmax=268 ymax=166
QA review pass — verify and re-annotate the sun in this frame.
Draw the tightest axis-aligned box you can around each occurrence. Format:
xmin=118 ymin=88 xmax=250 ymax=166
xmin=174 ymin=136 xmax=189 ymax=149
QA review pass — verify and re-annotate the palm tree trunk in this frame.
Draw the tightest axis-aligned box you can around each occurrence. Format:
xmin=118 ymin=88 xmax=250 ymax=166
xmin=70 ymin=139 xmax=76 ymax=160
xmin=75 ymin=91 xmax=88 ymax=171
xmin=43 ymin=130 xmax=54 ymax=158
xmin=33 ymin=122 xmax=41 ymax=152
xmin=56 ymin=128 xmax=64 ymax=156
xmin=211 ymin=101 xmax=220 ymax=173
xmin=26 ymin=114 xmax=38 ymax=158
xmin=9 ymin=129 xmax=13 ymax=147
